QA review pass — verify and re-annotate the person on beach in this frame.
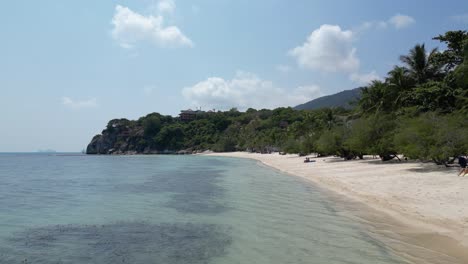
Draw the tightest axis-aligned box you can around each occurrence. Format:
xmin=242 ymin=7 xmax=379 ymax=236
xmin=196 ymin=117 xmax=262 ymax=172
xmin=458 ymin=156 xmax=467 ymax=177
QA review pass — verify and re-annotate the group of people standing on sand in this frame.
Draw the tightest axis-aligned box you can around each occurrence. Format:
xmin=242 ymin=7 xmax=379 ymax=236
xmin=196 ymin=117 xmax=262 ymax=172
xmin=459 ymin=156 xmax=468 ymax=177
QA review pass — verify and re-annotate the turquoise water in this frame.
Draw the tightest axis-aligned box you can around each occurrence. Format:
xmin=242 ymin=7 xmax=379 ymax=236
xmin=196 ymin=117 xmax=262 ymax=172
xmin=0 ymin=154 xmax=407 ymax=263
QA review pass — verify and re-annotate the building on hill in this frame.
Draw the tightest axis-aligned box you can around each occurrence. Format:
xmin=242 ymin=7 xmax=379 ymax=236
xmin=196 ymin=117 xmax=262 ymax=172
xmin=179 ymin=109 xmax=204 ymax=121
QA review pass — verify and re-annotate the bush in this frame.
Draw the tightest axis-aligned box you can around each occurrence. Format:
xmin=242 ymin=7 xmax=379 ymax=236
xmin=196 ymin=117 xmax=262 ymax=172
xmin=394 ymin=112 xmax=468 ymax=164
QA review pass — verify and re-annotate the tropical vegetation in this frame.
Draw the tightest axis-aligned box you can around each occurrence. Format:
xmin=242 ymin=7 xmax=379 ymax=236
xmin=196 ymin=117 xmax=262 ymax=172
xmin=87 ymin=30 xmax=468 ymax=165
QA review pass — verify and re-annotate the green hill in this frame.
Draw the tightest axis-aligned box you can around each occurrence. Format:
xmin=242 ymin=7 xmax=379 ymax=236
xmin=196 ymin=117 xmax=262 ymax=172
xmin=294 ymin=88 xmax=362 ymax=110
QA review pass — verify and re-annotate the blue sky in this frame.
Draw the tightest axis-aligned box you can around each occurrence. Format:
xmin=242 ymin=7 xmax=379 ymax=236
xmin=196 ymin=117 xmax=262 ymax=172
xmin=0 ymin=0 xmax=467 ymax=152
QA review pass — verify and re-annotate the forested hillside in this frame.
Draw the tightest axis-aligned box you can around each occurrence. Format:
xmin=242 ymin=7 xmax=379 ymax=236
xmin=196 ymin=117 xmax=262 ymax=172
xmin=294 ymin=88 xmax=362 ymax=110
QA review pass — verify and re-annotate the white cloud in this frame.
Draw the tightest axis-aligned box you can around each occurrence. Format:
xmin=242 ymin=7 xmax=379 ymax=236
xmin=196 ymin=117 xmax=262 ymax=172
xmin=451 ymin=13 xmax=468 ymax=24
xmin=358 ymin=14 xmax=415 ymax=31
xmin=289 ymin=25 xmax=359 ymax=73
xmin=388 ymin=14 xmax=415 ymax=29
xmin=289 ymin=18 xmax=411 ymax=84
xmin=111 ymin=5 xmax=193 ymax=49
xmin=182 ymin=71 xmax=322 ymax=110
xmin=157 ymin=0 xmax=176 ymax=14
xmin=61 ymin=97 xmax=98 ymax=109
xmin=350 ymin=71 xmax=381 ymax=85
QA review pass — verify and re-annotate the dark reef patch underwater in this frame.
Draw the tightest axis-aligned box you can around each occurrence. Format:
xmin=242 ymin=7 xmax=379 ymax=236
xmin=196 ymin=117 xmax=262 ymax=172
xmin=1 ymin=222 xmax=232 ymax=264
xmin=113 ymin=166 xmax=229 ymax=215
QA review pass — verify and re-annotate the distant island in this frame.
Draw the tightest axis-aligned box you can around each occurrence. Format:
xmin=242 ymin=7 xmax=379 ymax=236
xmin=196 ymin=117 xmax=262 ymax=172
xmin=87 ymin=30 xmax=467 ymax=166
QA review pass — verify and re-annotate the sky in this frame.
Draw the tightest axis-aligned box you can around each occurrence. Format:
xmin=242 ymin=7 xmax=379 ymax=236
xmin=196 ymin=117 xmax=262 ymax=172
xmin=0 ymin=0 xmax=467 ymax=152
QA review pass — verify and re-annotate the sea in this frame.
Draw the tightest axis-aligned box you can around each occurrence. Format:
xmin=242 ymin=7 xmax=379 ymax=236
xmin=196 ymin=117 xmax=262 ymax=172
xmin=0 ymin=153 xmax=409 ymax=264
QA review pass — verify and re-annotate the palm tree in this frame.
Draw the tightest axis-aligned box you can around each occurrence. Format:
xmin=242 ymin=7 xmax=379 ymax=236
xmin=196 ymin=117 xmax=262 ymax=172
xmin=386 ymin=66 xmax=414 ymax=108
xmin=399 ymin=44 xmax=442 ymax=84
xmin=386 ymin=66 xmax=413 ymax=88
xmin=359 ymin=80 xmax=390 ymax=113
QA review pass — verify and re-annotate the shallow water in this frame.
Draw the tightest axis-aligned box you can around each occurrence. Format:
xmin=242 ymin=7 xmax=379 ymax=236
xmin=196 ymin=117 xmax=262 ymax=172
xmin=0 ymin=154 xmax=408 ymax=263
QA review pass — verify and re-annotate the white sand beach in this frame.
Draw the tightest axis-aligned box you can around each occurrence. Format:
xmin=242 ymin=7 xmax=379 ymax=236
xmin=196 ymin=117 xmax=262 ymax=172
xmin=205 ymin=152 xmax=468 ymax=262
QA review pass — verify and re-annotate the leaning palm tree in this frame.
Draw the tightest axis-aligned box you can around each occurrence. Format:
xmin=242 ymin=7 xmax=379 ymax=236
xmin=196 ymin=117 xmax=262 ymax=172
xmin=399 ymin=44 xmax=442 ymax=84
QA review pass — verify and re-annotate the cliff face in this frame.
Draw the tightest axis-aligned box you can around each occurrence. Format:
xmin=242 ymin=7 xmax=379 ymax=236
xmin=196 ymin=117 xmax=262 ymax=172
xmin=86 ymin=134 xmax=116 ymax=154
xmin=86 ymin=119 xmax=147 ymax=155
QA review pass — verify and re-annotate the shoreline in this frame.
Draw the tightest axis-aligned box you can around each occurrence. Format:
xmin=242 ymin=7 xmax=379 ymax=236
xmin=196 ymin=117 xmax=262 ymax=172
xmin=204 ymin=152 xmax=468 ymax=263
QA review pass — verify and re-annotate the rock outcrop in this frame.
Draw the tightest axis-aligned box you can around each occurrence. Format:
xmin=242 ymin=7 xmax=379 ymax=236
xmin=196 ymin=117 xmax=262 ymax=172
xmin=86 ymin=134 xmax=114 ymax=154
xmin=86 ymin=118 xmax=189 ymax=155
xmin=86 ymin=119 xmax=145 ymax=154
